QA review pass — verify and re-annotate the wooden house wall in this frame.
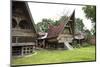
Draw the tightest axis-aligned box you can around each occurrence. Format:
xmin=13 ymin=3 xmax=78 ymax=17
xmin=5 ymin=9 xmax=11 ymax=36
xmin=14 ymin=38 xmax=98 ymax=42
xmin=12 ymin=1 xmax=37 ymax=56
xmin=12 ymin=1 xmax=37 ymax=44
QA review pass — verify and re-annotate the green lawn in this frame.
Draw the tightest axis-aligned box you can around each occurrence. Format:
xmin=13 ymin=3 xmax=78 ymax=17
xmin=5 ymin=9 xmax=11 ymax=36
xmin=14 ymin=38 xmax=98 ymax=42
xmin=12 ymin=46 xmax=96 ymax=65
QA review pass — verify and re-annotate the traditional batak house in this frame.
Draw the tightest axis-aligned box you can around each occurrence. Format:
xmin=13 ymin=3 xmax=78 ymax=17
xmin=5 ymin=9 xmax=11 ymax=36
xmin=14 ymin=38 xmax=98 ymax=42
xmin=37 ymin=11 xmax=75 ymax=50
xmin=12 ymin=1 xmax=37 ymax=56
xmin=46 ymin=11 xmax=75 ymax=50
xmin=12 ymin=1 xmax=75 ymax=56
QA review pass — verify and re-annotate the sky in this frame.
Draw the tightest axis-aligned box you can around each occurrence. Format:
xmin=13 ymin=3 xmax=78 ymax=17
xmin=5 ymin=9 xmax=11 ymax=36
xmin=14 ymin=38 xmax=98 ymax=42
xmin=28 ymin=2 xmax=92 ymax=30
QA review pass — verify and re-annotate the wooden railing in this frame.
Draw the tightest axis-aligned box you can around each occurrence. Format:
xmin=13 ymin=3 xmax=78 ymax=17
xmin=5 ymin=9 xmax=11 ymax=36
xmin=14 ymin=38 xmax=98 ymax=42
xmin=12 ymin=28 xmax=36 ymax=36
xmin=12 ymin=42 xmax=35 ymax=46
xmin=58 ymin=34 xmax=73 ymax=43
xmin=12 ymin=28 xmax=33 ymax=32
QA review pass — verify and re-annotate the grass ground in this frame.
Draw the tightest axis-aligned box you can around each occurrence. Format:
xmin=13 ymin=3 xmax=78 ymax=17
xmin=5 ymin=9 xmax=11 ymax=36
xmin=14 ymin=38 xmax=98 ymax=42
xmin=12 ymin=46 xmax=96 ymax=65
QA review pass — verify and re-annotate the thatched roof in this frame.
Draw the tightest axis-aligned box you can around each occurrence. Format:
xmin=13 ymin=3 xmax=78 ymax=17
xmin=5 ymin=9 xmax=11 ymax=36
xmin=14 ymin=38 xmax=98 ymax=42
xmin=12 ymin=1 xmax=37 ymax=33
xmin=47 ymin=10 xmax=75 ymax=39
xmin=74 ymin=32 xmax=85 ymax=39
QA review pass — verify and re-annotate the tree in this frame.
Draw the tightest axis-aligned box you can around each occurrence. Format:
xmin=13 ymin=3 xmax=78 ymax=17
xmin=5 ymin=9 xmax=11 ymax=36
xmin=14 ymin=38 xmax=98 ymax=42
xmin=75 ymin=18 xmax=84 ymax=33
xmin=82 ymin=5 xmax=96 ymax=23
xmin=82 ymin=29 xmax=92 ymax=44
xmin=37 ymin=18 xmax=55 ymax=32
xmin=82 ymin=5 xmax=96 ymax=35
xmin=91 ymin=23 xmax=96 ymax=35
xmin=36 ymin=11 xmax=73 ymax=32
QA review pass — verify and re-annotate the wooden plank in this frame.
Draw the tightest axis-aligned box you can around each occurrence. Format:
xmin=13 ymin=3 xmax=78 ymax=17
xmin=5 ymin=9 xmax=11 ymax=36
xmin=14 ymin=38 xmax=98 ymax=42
xmin=12 ymin=30 xmax=36 ymax=37
xmin=12 ymin=42 xmax=35 ymax=46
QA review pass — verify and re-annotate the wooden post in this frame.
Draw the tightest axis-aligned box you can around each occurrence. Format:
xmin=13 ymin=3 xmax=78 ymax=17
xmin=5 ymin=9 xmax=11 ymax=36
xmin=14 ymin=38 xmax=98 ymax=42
xmin=43 ymin=40 xmax=45 ymax=48
xmin=35 ymin=40 xmax=38 ymax=49
xmin=16 ymin=37 xmax=18 ymax=43
xmin=21 ymin=47 xmax=24 ymax=56
xmin=79 ymin=39 xmax=81 ymax=47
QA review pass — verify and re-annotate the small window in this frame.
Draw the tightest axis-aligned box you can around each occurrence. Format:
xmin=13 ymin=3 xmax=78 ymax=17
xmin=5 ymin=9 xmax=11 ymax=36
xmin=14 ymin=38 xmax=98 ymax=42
xmin=19 ymin=20 xmax=31 ymax=29
xmin=27 ymin=51 xmax=29 ymax=53
xmin=23 ymin=51 xmax=25 ymax=54
xmin=24 ymin=48 xmax=26 ymax=50
xmin=30 ymin=47 xmax=33 ymax=49
xmin=27 ymin=48 xmax=29 ymax=50
xmin=30 ymin=51 xmax=32 ymax=53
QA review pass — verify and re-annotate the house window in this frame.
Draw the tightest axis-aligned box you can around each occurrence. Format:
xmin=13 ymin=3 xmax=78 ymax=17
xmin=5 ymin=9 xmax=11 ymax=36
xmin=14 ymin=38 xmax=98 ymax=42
xmin=19 ymin=20 xmax=31 ymax=29
xmin=22 ymin=46 xmax=33 ymax=55
xmin=12 ymin=36 xmax=16 ymax=43
xmin=12 ymin=46 xmax=21 ymax=56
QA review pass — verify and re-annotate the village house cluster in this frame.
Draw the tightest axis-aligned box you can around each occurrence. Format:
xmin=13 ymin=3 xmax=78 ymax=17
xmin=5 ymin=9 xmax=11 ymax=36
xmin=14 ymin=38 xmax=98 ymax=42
xmin=12 ymin=1 xmax=83 ymax=56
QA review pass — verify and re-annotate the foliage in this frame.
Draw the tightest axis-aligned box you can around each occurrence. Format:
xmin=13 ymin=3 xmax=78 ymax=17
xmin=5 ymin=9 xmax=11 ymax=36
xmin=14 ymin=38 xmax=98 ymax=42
xmin=81 ymin=43 xmax=92 ymax=47
xmin=36 ymin=18 xmax=55 ymax=32
xmin=82 ymin=29 xmax=96 ymax=45
xmin=91 ymin=23 xmax=96 ymax=35
xmin=84 ymin=29 xmax=92 ymax=38
xmin=75 ymin=18 xmax=84 ymax=33
xmin=88 ymin=35 xmax=96 ymax=45
xmin=36 ymin=15 xmax=68 ymax=32
xmin=12 ymin=46 xmax=95 ymax=65
xmin=82 ymin=5 xmax=96 ymax=35
xmin=82 ymin=5 xmax=96 ymax=23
